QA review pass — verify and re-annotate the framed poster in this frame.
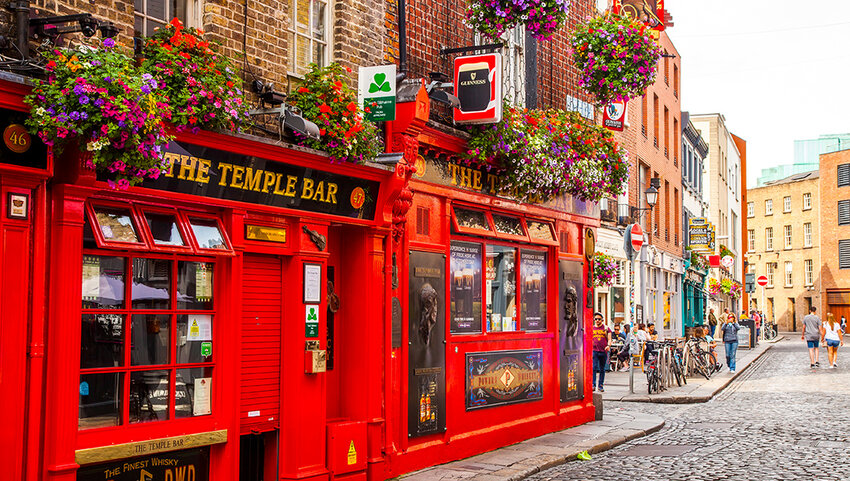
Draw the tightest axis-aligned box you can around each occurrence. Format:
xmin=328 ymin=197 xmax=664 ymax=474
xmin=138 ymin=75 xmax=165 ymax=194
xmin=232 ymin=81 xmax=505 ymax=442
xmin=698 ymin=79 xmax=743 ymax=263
xmin=559 ymin=259 xmax=585 ymax=402
xmin=466 ymin=349 xmax=543 ymax=410
xmin=521 ymin=250 xmax=547 ymax=331
xmin=303 ymin=263 xmax=322 ymax=303
xmin=450 ymin=241 xmax=482 ymax=333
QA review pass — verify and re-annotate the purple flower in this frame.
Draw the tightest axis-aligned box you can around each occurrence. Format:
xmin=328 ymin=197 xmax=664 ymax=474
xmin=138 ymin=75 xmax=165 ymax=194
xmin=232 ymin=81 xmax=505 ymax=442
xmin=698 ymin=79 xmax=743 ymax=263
xmin=103 ymin=38 xmax=115 ymax=48
xmin=79 ymin=95 xmax=90 ymax=104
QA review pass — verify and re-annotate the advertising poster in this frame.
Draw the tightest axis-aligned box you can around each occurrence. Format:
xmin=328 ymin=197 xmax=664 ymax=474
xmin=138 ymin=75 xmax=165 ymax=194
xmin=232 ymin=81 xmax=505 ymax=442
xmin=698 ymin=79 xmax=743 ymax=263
xmin=466 ymin=349 xmax=544 ymax=410
xmin=408 ymin=251 xmax=446 ymax=437
xmin=559 ymin=259 xmax=585 ymax=402
xmin=521 ymin=250 xmax=547 ymax=331
xmin=450 ymin=242 xmax=482 ymax=333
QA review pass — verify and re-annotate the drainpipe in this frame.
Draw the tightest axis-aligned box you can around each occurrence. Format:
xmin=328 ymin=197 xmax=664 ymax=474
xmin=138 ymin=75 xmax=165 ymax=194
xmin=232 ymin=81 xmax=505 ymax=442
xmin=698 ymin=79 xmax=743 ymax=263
xmin=10 ymin=1 xmax=30 ymax=58
xmin=397 ymin=0 xmax=407 ymax=75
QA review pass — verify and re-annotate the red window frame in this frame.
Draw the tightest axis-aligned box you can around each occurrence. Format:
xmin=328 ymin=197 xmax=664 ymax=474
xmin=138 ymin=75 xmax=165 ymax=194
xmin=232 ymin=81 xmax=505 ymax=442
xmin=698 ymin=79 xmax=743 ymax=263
xmin=525 ymin=219 xmax=558 ymax=246
xmin=86 ymin=201 xmax=234 ymax=256
xmin=79 ymin=251 xmax=217 ymax=432
xmin=491 ymin=212 xmax=530 ymax=243
xmin=451 ymin=205 xmax=494 ymax=237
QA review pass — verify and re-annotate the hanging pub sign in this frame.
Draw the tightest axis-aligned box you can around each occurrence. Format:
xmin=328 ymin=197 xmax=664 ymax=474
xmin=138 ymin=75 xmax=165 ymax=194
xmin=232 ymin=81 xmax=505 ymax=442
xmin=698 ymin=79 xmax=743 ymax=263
xmin=358 ymin=64 xmax=397 ymax=121
xmin=613 ymin=0 xmax=667 ymax=32
xmin=466 ymin=349 xmax=544 ymax=410
xmin=602 ymin=100 xmax=627 ymax=131
xmin=688 ymin=217 xmax=716 ymax=252
xmin=136 ymin=142 xmax=380 ymax=220
xmin=453 ymin=53 xmax=502 ymax=125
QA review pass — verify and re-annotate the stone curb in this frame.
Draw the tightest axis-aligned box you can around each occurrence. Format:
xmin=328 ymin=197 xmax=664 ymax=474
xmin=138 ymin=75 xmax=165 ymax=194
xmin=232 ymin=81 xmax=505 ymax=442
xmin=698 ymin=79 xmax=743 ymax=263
xmin=615 ymin=337 xmax=781 ymax=404
xmin=465 ymin=416 xmax=666 ymax=481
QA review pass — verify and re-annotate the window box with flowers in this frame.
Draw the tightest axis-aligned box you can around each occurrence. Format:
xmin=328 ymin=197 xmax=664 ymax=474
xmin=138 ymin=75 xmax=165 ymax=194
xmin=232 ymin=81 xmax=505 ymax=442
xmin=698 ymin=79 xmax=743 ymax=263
xmin=569 ymin=14 xmax=662 ymax=106
xmin=25 ymin=19 xmax=251 ymax=189
xmin=465 ymin=105 xmax=629 ymax=203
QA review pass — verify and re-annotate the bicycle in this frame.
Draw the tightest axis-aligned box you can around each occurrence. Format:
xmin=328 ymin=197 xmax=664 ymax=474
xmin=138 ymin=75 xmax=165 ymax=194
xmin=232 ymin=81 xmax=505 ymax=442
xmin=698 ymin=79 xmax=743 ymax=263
xmin=671 ymin=339 xmax=687 ymax=387
xmin=685 ymin=337 xmax=714 ymax=380
xmin=762 ymin=322 xmax=777 ymax=340
xmin=644 ymin=342 xmax=662 ymax=394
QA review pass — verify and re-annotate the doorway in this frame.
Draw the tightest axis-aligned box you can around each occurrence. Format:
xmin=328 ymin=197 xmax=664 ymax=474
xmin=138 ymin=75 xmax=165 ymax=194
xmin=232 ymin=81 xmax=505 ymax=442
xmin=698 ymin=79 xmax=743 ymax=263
xmin=789 ymin=298 xmax=797 ymax=332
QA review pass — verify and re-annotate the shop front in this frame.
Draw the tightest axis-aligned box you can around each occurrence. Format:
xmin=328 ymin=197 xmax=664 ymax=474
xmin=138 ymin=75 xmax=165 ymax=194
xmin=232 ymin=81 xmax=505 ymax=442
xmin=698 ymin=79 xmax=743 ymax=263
xmin=682 ymin=267 xmax=708 ymax=337
xmin=595 ymin=228 xmax=629 ymax=328
xmin=383 ymin=90 xmax=598 ymax=476
xmin=40 ymin=126 xmax=405 ymax=481
xmin=640 ymin=247 xmax=683 ymax=338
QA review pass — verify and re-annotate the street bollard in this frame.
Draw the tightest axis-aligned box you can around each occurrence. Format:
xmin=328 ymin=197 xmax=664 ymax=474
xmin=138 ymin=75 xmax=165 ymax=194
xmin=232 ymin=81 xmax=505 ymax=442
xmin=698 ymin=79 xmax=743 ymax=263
xmin=629 ymin=354 xmax=636 ymax=394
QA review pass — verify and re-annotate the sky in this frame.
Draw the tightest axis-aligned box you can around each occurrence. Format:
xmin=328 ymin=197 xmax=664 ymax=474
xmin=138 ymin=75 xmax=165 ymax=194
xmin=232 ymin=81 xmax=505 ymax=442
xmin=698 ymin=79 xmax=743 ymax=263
xmin=662 ymin=0 xmax=850 ymax=187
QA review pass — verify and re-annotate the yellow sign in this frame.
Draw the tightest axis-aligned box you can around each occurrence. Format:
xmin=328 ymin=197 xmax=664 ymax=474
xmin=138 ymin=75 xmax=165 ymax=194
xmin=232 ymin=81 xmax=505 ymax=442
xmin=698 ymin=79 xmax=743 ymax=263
xmin=347 ymin=440 xmax=357 ymax=465
xmin=246 ymin=224 xmax=287 ymax=243
xmin=75 ymin=430 xmax=227 ymax=465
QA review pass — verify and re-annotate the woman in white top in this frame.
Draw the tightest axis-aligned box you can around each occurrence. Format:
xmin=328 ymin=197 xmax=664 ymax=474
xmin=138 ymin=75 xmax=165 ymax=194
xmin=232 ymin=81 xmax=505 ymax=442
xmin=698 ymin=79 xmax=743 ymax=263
xmin=822 ymin=313 xmax=844 ymax=368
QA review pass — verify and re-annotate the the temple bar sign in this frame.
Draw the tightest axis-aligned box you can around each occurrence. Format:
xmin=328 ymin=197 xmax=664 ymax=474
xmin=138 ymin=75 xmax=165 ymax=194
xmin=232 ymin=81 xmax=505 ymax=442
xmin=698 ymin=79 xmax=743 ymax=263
xmin=453 ymin=53 xmax=502 ymax=125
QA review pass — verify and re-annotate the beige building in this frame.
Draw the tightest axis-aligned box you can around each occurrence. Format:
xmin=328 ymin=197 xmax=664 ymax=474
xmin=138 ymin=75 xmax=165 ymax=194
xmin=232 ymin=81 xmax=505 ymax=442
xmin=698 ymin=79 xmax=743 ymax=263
xmin=745 ymin=171 xmax=820 ymax=331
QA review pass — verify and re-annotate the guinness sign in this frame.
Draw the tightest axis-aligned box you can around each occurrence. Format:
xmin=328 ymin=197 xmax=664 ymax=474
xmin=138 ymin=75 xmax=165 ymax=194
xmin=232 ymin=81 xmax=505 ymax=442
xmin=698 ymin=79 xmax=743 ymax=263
xmin=453 ymin=53 xmax=502 ymax=125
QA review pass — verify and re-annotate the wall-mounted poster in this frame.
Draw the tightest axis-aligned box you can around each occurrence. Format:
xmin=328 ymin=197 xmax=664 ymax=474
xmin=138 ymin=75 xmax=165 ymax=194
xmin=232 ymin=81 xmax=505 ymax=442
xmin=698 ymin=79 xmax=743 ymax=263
xmin=408 ymin=251 xmax=446 ymax=437
xmin=559 ymin=259 xmax=585 ymax=402
xmin=450 ymin=242 xmax=482 ymax=333
xmin=521 ymin=250 xmax=547 ymax=331
xmin=466 ymin=349 xmax=543 ymax=410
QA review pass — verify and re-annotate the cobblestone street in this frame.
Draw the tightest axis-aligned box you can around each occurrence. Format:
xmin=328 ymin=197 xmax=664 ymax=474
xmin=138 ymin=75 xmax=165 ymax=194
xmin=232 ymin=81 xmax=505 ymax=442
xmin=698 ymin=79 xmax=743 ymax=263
xmin=530 ymin=338 xmax=850 ymax=481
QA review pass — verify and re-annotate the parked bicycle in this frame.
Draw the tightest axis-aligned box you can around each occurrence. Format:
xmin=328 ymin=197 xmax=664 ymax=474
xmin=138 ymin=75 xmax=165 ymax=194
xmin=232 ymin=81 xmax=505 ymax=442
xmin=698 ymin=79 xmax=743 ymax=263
xmin=762 ymin=322 xmax=777 ymax=340
xmin=644 ymin=340 xmax=686 ymax=394
xmin=685 ymin=336 xmax=719 ymax=379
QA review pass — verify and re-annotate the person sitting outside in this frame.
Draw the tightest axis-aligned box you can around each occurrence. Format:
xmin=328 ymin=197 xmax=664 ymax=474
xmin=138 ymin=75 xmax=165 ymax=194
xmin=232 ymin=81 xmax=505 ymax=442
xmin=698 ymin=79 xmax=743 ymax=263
xmin=647 ymin=322 xmax=659 ymax=340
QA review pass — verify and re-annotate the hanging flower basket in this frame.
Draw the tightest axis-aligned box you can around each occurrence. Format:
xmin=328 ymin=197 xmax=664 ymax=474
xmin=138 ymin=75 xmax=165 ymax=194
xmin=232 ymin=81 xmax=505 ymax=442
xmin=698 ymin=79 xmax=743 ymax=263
xmin=142 ymin=18 xmax=251 ymax=133
xmin=465 ymin=105 xmax=629 ymax=203
xmin=287 ymin=63 xmax=383 ymax=163
xmin=25 ymin=39 xmax=172 ymax=189
xmin=593 ymin=252 xmax=619 ymax=287
xmin=708 ymin=278 xmax=721 ymax=297
xmin=465 ymin=0 xmax=571 ymax=41
xmin=569 ymin=13 xmax=662 ymax=105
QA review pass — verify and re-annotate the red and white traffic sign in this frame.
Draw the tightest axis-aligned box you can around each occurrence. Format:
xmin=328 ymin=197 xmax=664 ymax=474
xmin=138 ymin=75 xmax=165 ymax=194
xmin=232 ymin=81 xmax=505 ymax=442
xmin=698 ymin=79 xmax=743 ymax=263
xmin=757 ymin=275 xmax=768 ymax=287
xmin=630 ymin=223 xmax=644 ymax=254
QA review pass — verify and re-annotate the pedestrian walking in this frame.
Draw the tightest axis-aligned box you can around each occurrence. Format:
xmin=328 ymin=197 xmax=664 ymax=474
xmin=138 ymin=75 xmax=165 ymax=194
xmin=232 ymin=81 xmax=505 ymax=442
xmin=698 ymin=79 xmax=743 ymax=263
xmin=751 ymin=310 xmax=761 ymax=339
xmin=721 ymin=313 xmax=742 ymax=373
xmin=802 ymin=306 xmax=824 ymax=369
xmin=822 ymin=313 xmax=844 ymax=368
xmin=591 ymin=312 xmax=612 ymax=392
xmin=841 ymin=315 xmax=847 ymax=334
xmin=708 ymin=308 xmax=718 ymax=338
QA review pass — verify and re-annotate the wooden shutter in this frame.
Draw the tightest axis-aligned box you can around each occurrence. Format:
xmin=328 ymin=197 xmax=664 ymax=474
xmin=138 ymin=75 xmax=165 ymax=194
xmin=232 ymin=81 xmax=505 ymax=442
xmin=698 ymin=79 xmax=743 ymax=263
xmin=241 ymin=254 xmax=282 ymax=433
xmin=839 ymin=164 xmax=850 ymax=187
xmin=840 ymin=240 xmax=850 ymax=269
xmin=839 ymin=200 xmax=850 ymax=225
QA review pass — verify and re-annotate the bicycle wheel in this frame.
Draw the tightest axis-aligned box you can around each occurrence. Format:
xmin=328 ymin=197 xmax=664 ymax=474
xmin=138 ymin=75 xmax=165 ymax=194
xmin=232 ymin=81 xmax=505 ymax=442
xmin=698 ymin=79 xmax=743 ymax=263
xmin=647 ymin=369 xmax=658 ymax=394
xmin=692 ymin=354 xmax=711 ymax=379
xmin=671 ymin=357 xmax=683 ymax=387
xmin=677 ymin=356 xmax=688 ymax=385
xmin=708 ymin=352 xmax=720 ymax=373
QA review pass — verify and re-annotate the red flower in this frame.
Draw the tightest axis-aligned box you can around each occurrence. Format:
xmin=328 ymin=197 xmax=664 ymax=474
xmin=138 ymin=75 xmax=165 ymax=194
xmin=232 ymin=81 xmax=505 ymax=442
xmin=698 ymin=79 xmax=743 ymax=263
xmin=170 ymin=17 xmax=184 ymax=30
xmin=298 ymin=87 xmax=310 ymax=93
xmin=346 ymin=101 xmax=357 ymax=112
xmin=319 ymin=104 xmax=332 ymax=113
xmin=45 ymin=60 xmax=56 ymax=71
xmin=226 ymin=81 xmax=235 ymax=88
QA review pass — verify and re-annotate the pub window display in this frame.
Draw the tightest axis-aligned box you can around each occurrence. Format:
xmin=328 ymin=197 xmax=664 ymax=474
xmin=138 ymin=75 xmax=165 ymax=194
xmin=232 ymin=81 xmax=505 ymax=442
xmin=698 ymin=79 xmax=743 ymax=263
xmin=449 ymin=241 xmax=548 ymax=334
xmin=80 ymin=254 xmax=215 ymax=429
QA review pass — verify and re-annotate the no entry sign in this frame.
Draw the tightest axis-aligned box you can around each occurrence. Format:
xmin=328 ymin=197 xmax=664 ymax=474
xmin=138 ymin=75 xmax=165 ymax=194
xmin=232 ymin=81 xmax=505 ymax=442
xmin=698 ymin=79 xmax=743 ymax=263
xmin=757 ymin=275 xmax=768 ymax=287
xmin=630 ymin=223 xmax=644 ymax=254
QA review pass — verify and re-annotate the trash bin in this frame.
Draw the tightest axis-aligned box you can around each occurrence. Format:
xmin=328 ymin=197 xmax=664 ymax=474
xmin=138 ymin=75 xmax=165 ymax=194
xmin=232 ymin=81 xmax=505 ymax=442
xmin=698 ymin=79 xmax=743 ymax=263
xmin=740 ymin=319 xmax=756 ymax=348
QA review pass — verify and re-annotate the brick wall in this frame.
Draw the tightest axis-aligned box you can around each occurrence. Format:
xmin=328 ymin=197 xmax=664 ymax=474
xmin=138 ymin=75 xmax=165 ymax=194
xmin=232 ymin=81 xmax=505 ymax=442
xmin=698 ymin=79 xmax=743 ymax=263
xmin=746 ymin=175 xmax=820 ymax=331
xmin=613 ymin=31 xmax=682 ymax=258
xmin=14 ymin=0 xmax=385 ymax=100
xmin=819 ymin=149 xmax=850 ymax=321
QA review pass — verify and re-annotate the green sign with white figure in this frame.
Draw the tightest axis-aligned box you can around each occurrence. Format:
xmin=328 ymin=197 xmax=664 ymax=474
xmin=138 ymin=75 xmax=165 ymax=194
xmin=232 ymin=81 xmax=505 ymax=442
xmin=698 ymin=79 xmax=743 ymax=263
xmin=359 ymin=65 xmax=397 ymax=121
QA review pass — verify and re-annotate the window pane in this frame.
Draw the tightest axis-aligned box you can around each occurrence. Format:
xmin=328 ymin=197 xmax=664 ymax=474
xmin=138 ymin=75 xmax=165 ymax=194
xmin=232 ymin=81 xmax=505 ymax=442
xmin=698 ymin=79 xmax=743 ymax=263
xmin=177 ymin=314 xmax=213 ymax=363
xmin=176 ymin=367 xmax=213 ymax=419
xmin=129 ymin=370 xmax=170 ymax=423
xmin=312 ymin=0 xmax=326 ymax=40
xmin=131 ymin=314 xmax=171 ymax=366
xmin=83 ymin=255 xmax=126 ymax=309
xmin=455 ymin=208 xmax=490 ymax=231
xmin=189 ymin=217 xmax=228 ymax=250
xmin=93 ymin=207 xmax=140 ymax=243
xmin=450 ymin=242 xmax=482 ymax=333
xmin=527 ymin=221 xmax=554 ymax=241
xmin=81 ymin=314 xmax=124 ymax=369
xmin=295 ymin=0 xmax=310 ymax=33
xmin=177 ymin=261 xmax=214 ymax=310
xmin=134 ymin=0 xmax=143 ymax=12
xmin=493 ymin=214 xmax=523 ymax=236
xmin=312 ymin=41 xmax=325 ymax=68
xmin=79 ymin=373 xmax=122 ymax=430
xmin=146 ymin=18 xmax=166 ymax=35
xmin=144 ymin=212 xmax=185 ymax=246
xmin=132 ymin=258 xmax=172 ymax=309
xmin=485 ymin=245 xmax=517 ymax=332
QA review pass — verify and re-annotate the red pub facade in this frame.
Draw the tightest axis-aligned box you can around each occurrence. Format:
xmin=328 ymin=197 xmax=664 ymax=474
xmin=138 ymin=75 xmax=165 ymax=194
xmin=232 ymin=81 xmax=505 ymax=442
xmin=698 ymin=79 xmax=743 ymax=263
xmin=0 ymin=72 xmax=598 ymax=481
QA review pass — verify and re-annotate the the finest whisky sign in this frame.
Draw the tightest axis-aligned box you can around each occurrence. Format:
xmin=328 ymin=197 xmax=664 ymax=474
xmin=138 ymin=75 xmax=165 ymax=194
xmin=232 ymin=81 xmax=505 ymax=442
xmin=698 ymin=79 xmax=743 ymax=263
xmin=453 ymin=53 xmax=502 ymax=125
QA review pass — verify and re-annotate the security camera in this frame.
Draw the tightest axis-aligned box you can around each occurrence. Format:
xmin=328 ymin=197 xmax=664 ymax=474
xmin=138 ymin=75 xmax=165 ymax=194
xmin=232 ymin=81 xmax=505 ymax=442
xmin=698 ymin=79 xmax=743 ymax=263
xmin=79 ymin=17 xmax=98 ymax=37
xmin=98 ymin=22 xmax=119 ymax=39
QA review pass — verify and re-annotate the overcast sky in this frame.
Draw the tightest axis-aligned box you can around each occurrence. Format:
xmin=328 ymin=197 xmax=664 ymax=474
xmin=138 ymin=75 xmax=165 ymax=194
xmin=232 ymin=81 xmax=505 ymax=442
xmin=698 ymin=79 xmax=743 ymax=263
xmin=663 ymin=0 xmax=850 ymax=187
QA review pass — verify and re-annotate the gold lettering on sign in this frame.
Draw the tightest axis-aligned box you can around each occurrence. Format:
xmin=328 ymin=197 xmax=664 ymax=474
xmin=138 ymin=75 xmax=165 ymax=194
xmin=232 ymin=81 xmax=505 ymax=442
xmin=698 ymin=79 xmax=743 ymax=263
xmin=74 ymin=430 xmax=227 ymax=465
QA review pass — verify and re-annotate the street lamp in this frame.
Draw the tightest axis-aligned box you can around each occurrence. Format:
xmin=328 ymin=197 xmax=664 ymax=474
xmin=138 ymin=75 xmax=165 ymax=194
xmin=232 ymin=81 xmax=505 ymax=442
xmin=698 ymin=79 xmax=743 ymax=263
xmin=630 ymin=177 xmax=661 ymax=218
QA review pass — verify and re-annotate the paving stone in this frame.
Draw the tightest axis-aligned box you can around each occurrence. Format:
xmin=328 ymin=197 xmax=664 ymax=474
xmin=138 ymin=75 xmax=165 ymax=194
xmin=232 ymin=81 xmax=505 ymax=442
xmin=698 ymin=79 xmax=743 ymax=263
xmin=529 ymin=339 xmax=850 ymax=481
